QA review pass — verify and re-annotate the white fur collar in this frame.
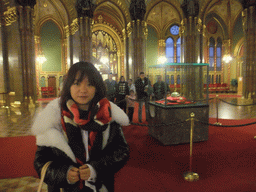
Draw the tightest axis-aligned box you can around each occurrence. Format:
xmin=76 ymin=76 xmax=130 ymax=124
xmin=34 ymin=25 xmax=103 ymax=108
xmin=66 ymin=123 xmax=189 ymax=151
xmin=31 ymin=98 xmax=129 ymax=162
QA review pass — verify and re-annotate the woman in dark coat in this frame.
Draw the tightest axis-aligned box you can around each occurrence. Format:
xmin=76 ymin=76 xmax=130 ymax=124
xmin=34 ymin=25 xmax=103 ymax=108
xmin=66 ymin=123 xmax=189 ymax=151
xmin=115 ymin=76 xmax=129 ymax=113
xmin=32 ymin=61 xmax=130 ymax=192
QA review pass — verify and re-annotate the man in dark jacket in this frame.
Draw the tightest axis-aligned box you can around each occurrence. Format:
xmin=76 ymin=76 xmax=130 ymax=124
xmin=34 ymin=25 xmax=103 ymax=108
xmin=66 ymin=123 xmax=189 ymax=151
xmin=105 ymin=73 xmax=117 ymax=102
xmin=135 ymin=72 xmax=150 ymax=123
xmin=153 ymin=76 xmax=170 ymax=100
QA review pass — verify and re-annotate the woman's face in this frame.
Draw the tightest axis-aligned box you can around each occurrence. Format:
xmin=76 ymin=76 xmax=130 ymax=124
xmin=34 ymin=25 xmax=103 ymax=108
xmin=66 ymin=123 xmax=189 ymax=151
xmin=70 ymin=73 xmax=96 ymax=110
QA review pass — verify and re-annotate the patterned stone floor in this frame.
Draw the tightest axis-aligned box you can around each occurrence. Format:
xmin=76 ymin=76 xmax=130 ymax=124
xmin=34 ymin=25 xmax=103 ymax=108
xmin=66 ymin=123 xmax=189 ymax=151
xmin=1 ymin=94 xmax=256 ymax=191
xmin=0 ymin=176 xmax=47 ymax=192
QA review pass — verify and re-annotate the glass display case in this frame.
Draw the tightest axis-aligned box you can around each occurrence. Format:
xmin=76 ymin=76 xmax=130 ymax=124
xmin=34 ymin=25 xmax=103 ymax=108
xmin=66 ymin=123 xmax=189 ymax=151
xmin=147 ymin=63 xmax=209 ymax=145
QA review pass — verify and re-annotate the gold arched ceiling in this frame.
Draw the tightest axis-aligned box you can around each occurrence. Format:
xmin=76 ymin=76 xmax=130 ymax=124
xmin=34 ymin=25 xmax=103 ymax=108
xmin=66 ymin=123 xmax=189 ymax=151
xmin=95 ymin=0 xmax=130 ymax=23
xmin=94 ymin=1 xmax=126 ymax=35
xmin=200 ymin=0 xmax=243 ymax=37
xmin=200 ymin=0 xmax=243 ymax=22
xmin=146 ymin=1 xmax=181 ymax=37
xmin=206 ymin=0 xmax=242 ymax=24
xmin=59 ymin=0 xmax=77 ymax=22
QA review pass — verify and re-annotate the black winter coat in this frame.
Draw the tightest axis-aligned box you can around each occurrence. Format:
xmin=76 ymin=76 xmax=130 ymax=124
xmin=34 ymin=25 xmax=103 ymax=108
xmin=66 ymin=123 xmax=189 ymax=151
xmin=32 ymin=98 xmax=130 ymax=192
xmin=135 ymin=77 xmax=150 ymax=100
xmin=34 ymin=122 xmax=129 ymax=192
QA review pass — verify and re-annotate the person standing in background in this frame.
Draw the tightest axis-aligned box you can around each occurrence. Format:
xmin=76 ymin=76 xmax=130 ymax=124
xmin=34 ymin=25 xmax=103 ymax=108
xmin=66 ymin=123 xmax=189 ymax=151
xmin=153 ymin=76 xmax=170 ymax=100
xmin=116 ymin=76 xmax=129 ymax=113
xmin=128 ymin=79 xmax=136 ymax=94
xmin=135 ymin=72 xmax=150 ymax=123
xmin=126 ymin=89 xmax=136 ymax=123
xmin=104 ymin=73 xmax=117 ymax=102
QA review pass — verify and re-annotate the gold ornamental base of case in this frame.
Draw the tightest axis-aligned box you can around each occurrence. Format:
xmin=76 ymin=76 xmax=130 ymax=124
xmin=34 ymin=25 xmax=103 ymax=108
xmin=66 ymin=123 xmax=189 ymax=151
xmin=184 ymin=172 xmax=199 ymax=182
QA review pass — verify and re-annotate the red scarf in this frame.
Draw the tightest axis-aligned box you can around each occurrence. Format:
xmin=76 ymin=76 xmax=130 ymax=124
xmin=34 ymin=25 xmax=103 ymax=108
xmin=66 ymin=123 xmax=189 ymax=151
xmin=61 ymin=98 xmax=111 ymax=189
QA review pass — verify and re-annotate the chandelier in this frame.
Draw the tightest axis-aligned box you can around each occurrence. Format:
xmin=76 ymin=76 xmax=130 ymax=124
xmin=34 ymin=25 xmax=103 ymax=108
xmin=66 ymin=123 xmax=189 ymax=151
xmin=222 ymin=54 xmax=232 ymax=63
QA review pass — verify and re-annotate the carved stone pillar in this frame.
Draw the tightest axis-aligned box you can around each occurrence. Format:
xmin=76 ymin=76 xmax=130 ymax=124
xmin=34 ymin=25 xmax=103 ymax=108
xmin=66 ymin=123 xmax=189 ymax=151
xmin=123 ymin=25 xmax=130 ymax=80
xmin=16 ymin=0 xmax=37 ymax=105
xmin=129 ymin=0 xmax=147 ymax=78
xmin=223 ymin=39 xmax=232 ymax=85
xmin=242 ymin=3 xmax=256 ymax=99
xmin=181 ymin=0 xmax=204 ymax=100
xmin=131 ymin=20 xmax=147 ymax=78
xmin=0 ymin=1 xmax=10 ymax=98
xmin=79 ymin=17 xmax=93 ymax=62
xmin=76 ymin=0 xmax=94 ymax=62
xmin=34 ymin=35 xmax=40 ymax=97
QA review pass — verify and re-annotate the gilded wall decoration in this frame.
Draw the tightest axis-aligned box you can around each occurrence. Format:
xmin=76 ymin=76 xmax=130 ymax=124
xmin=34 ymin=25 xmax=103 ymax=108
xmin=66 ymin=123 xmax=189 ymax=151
xmin=4 ymin=7 xmax=17 ymax=26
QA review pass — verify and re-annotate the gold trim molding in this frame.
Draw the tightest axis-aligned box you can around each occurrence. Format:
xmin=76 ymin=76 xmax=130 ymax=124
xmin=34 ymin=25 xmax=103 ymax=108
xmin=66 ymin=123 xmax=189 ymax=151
xmin=4 ymin=7 xmax=17 ymax=26
xmin=94 ymin=15 xmax=123 ymax=40
xmin=142 ymin=21 xmax=148 ymax=38
xmin=158 ymin=39 xmax=166 ymax=47
xmin=65 ymin=18 xmax=79 ymax=37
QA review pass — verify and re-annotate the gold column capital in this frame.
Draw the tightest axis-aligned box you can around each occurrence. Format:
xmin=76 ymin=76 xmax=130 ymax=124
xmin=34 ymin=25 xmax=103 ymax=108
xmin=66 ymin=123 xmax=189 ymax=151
xmin=180 ymin=19 xmax=186 ymax=34
xmin=126 ymin=22 xmax=133 ymax=37
xmin=158 ymin=39 xmax=166 ymax=47
xmin=142 ymin=21 xmax=148 ymax=38
xmin=197 ymin=18 xmax=203 ymax=33
xmin=3 ymin=6 xmax=17 ymax=26
xmin=65 ymin=18 xmax=79 ymax=37
xmin=34 ymin=35 xmax=40 ymax=44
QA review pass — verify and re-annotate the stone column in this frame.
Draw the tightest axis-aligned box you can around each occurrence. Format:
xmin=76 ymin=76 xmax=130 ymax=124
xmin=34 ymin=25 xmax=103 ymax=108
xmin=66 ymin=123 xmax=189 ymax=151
xmin=241 ymin=1 xmax=256 ymax=99
xmin=129 ymin=0 xmax=147 ymax=78
xmin=76 ymin=0 xmax=94 ymax=63
xmin=181 ymin=0 xmax=203 ymax=100
xmin=16 ymin=0 xmax=37 ymax=105
xmin=123 ymin=26 xmax=130 ymax=80
xmin=0 ymin=1 xmax=10 ymax=106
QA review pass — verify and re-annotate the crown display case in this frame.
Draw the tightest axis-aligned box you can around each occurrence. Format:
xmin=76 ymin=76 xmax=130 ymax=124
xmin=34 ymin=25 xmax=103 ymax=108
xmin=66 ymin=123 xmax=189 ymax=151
xmin=147 ymin=63 xmax=209 ymax=145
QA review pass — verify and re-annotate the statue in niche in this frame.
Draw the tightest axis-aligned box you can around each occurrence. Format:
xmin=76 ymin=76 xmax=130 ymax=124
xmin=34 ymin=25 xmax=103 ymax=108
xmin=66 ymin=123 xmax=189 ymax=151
xmin=129 ymin=0 xmax=146 ymax=21
xmin=137 ymin=0 xmax=146 ymax=20
xmin=242 ymin=0 xmax=256 ymax=8
xmin=129 ymin=0 xmax=137 ymax=20
xmin=76 ymin=0 xmax=94 ymax=18
xmin=187 ymin=0 xmax=195 ymax=16
xmin=181 ymin=0 xmax=199 ymax=17
xmin=15 ymin=0 xmax=36 ymax=7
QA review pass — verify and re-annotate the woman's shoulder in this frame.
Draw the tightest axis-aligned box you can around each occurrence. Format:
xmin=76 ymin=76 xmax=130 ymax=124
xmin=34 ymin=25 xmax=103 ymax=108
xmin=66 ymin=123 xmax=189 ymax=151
xmin=31 ymin=98 xmax=62 ymax=135
xmin=109 ymin=102 xmax=129 ymax=126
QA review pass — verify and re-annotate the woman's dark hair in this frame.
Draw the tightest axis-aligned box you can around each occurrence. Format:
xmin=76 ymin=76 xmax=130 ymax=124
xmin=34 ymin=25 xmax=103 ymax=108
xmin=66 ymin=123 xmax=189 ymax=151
xmin=60 ymin=61 xmax=106 ymax=110
xmin=119 ymin=76 xmax=125 ymax=82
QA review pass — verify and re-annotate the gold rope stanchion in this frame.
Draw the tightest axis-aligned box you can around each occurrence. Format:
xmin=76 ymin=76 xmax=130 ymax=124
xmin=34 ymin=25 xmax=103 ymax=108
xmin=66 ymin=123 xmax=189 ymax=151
xmin=214 ymin=95 xmax=222 ymax=125
xmin=184 ymin=112 xmax=199 ymax=182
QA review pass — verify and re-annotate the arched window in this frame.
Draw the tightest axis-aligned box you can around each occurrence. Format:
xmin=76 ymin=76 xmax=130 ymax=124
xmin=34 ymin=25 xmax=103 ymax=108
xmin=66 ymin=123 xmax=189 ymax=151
xmin=59 ymin=76 xmax=63 ymax=87
xmin=176 ymin=37 xmax=181 ymax=63
xmin=171 ymin=75 xmax=174 ymax=84
xmin=209 ymin=37 xmax=215 ymax=70
xmin=166 ymin=37 xmax=174 ymax=63
xmin=40 ymin=76 xmax=46 ymax=87
xmin=165 ymin=75 xmax=170 ymax=84
xmin=165 ymin=25 xmax=180 ymax=86
xmin=177 ymin=75 xmax=180 ymax=84
xmin=216 ymin=38 xmax=222 ymax=71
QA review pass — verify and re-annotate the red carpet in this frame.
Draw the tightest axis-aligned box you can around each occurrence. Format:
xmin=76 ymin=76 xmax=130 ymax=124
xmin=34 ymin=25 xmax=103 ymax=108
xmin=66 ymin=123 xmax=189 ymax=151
xmin=1 ymin=110 xmax=256 ymax=191
xmin=115 ymin=118 xmax=256 ymax=192
xmin=209 ymin=94 xmax=242 ymax=98
xmin=0 ymin=136 xmax=38 ymax=179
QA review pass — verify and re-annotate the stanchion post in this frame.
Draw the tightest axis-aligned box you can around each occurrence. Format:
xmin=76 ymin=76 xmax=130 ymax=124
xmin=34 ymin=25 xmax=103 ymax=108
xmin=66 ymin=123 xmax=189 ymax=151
xmin=214 ymin=95 xmax=222 ymax=125
xmin=184 ymin=112 xmax=199 ymax=182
